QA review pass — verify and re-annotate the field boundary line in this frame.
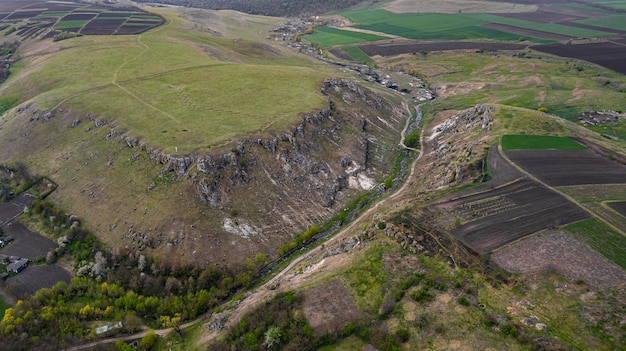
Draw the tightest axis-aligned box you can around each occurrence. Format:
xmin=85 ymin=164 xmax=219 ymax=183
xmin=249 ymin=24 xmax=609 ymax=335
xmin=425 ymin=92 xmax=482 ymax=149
xmin=497 ymin=144 xmax=626 ymax=237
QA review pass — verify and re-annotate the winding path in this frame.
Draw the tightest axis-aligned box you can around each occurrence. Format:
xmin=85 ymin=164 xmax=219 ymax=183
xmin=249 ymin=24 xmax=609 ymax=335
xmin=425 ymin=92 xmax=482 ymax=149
xmin=63 ymin=96 xmax=428 ymax=350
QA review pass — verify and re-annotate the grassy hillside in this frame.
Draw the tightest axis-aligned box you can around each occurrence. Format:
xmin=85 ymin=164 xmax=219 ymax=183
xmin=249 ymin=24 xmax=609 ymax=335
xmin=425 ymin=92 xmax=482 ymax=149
xmin=1 ymin=9 xmax=332 ymax=154
xmin=388 ymin=51 xmax=626 ymax=141
xmin=0 ymin=7 xmax=348 ymax=268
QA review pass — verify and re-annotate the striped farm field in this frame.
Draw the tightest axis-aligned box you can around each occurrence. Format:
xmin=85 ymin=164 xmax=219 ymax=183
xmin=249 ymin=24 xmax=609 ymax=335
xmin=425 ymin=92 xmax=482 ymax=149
xmin=576 ymin=14 xmax=626 ymax=31
xmin=461 ymin=13 xmax=614 ymax=37
xmin=305 ymin=26 xmax=388 ymax=48
xmin=341 ymin=45 xmax=373 ymax=63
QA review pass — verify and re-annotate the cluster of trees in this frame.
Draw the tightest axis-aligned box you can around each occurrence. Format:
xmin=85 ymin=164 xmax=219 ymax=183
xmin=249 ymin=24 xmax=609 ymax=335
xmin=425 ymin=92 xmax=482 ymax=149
xmin=134 ymin=0 xmax=365 ymax=17
xmin=0 ymin=255 xmax=265 ymax=350
xmin=208 ymin=290 xmax=408 ymax=351
xmin=1 ymin=198 xmax=269 ymax=350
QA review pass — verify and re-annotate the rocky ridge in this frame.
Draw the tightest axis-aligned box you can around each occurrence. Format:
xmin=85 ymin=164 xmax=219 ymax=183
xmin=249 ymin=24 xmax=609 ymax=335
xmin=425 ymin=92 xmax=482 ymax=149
xmin=10 ymin=78 xmax=408 ymax=259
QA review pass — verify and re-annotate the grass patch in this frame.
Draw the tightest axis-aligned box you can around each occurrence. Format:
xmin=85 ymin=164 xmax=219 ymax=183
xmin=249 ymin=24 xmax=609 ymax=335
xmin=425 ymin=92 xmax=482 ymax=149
xmin=340 ymin=244 xmax=388 ymax=314
xmin=341 ymin=45 xmax=373 ymax=63
xmin=0 ymin=97 xmax=17 ymax=115
xmin=304 ymin=26 xmax=388 ymax=48
xmin=501 ymin=135 xmax=587 ymax=150
xmin=566 ymin=218 xmax=626 ymax=270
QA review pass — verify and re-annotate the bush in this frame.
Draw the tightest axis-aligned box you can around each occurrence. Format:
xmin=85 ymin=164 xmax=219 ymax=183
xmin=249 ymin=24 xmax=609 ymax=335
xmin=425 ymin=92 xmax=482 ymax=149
xmin=395 ymin=328 xmax=410 ymax=343
xmin=410 ymin=287 xmax=433 ymax=303
xmin=457 ymin=295 xmax=470 ymax=306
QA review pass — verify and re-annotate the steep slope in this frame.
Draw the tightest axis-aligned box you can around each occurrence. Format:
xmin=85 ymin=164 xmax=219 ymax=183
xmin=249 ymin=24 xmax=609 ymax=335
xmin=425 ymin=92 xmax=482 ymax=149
xmin=0 ymin=6 xmax=408 ymax=266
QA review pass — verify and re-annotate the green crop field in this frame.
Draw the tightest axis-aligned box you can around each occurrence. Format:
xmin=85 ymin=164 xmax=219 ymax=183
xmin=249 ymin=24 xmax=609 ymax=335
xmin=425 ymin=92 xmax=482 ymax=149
xmin=594 ymin=0 xmax=626 ymax=9
xmin=332 ymin=9 xmax=595 ymax=43
xmin=576 ymin=14 xmax=626 ymax=31
xmin=358 ymin=23 xmax=550 ymax=42
xmin=53 ymin=20 xmax=89 ymax=29
xmin=341 ymin=45 xmax=373 ymax=63
xmin=2 ymin=10 xmax=332 ymax=154
xmin=501 ymin=135 xmax=587 ymax=150
xmin=305 ymin=26 xmax=388 ymax=48
xmin=460 ymin=13 xmax=614 ymax=37
xmin=566 ymin=218 xmax=626 ymax=270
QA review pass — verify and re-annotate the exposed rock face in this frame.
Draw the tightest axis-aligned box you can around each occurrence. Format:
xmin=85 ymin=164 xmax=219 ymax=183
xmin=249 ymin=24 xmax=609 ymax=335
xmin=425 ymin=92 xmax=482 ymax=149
xmin=426 ymin=104 xmax=494 ymax=188
xmin=9 ymin=79 xmax=406 ymax=258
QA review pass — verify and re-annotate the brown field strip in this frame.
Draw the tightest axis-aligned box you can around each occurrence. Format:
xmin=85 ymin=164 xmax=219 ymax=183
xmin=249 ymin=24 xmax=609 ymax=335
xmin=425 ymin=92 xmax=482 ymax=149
xmin=428 ymin=146 xmax=590 ymax=254
xmin=0 ymin=220 xmax=56 ymax=259
xmin=505 ymin=149 xmax=626 ymax=186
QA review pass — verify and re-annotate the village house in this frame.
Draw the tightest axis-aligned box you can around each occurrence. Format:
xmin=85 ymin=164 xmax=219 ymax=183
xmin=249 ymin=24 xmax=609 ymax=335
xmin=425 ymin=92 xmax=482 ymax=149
xmin=7 ymin=258 xmax=28 ymax=274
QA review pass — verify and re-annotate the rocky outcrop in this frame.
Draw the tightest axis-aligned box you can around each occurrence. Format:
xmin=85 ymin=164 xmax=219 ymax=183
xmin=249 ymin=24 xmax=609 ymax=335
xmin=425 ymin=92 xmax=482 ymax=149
xmin=18 ymin=78 xmax=406 ymax=246
xmin=426 ymin=104 xmax=494 ymax=188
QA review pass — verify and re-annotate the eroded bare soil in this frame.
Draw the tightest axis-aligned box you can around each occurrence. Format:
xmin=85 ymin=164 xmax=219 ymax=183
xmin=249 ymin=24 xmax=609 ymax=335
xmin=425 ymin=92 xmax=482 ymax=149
xmin=492 ymin=230 xmax=626 ymax=288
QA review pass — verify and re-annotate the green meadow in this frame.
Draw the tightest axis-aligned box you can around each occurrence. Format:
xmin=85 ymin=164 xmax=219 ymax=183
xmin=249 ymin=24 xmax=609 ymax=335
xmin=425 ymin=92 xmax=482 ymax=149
xmin=2 ymin=10 xmax=332 ymax=154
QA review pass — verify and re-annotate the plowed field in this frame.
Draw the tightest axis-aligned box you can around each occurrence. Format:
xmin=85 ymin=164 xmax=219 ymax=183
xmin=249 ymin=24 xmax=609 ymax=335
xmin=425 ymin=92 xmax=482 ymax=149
xmin=505 ymin=149 xmax=626 ymax=186
xmin=428 ymin=146 xmax=590 ymax=254
xmin=0 ymin=220 xmax=56 ymax=259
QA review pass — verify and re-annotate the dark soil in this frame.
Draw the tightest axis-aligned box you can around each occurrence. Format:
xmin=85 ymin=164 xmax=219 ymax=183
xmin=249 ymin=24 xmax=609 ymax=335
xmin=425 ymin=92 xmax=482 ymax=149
xmin=506 ymin=149 xmax=626 ymax=186
xmin=428 ymin=146 xmax=590 ymax=254
xmin=328 ymin=48 xmax=354 ymax=61
xmin=359 ymin=41 xmax=527 ymax=57
xmin=0 ymin=220 xmax=56 ymax=260
xmin=532 ymin=41 xmax=626 ymax=75
xmin=2 ymin=264 xmax=72 ymax=298
xmin=449 ymin=177 xmax=590 ymax=253
xmin=483 ymin=23 xmax=573 ymax=40
xmin=0 ymin=203 xmax=22 ymax=224
xmin=608 ymin=201 xmax=626 ymax=217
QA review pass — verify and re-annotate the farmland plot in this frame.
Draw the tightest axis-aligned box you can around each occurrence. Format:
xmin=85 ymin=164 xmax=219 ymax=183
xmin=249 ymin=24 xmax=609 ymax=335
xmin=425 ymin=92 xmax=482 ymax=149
xmin=0 ymin=203 xmax=22 ymax=223
xmin=358 ymin=41 xmax=526 ymax=57
xmin=533 ymin=42 xmax=626 ymax=75
xmin=505 ymin=149 xmax=626 ymax=186
xmin=0 ymin=220 xmax=56 ymax=259
xmin=449 ymin=178 xmax=590 ymax=253
xmin=428 ymin=147 xmax=589 ymax=254
xmin=492 ymin=230 xmax=626 ymax=288
xmin=3 ymin=264 xmax=72 ymax=298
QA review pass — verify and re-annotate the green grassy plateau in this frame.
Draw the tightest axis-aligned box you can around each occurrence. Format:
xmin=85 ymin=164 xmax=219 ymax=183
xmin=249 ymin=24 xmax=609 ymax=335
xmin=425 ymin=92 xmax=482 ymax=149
xmin=1 ymin=9 xmax=332 ymax=154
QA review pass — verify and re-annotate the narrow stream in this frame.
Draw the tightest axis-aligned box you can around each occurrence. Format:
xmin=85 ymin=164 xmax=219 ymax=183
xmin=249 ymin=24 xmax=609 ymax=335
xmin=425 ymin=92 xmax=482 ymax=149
xmin=254 ymin=101 xmax=429 ymax=281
